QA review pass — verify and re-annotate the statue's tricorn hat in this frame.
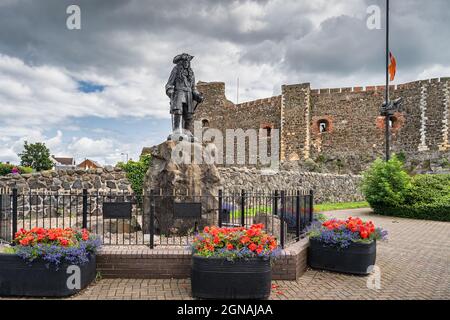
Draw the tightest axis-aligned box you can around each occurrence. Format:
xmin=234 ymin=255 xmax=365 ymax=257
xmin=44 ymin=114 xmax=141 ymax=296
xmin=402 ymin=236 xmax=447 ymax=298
xmin=173 ymin=53 xmax=194 ymax=64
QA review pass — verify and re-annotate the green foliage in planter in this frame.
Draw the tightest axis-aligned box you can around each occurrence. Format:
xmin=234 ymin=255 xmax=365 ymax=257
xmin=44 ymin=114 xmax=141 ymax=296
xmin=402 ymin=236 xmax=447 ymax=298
xmin=1 ymin=247 xmax=15 ymax=254
xmin=117 ymin=154 xmax=151 ymax=200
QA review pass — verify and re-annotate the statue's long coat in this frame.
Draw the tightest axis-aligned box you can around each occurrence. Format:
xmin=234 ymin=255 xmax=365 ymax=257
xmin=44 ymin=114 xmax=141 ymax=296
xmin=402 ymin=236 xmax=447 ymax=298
xmin=165 ymin=64 xmax=197 ymax=116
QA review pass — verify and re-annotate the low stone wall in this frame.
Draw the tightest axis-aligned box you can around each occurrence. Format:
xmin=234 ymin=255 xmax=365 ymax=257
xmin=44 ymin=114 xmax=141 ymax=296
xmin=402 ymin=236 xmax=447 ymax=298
xmin=218 ymin=167 xmax=364 ymax=204
xmin=96 ymin=239 xmax=309 ymax=280
xmin=0 ymin=166 xmax=363 ymax=205
xmin=0 ymin=166 xmax=132 ymax=192
xmin=0 ymin=167 xmax=133 ymax=222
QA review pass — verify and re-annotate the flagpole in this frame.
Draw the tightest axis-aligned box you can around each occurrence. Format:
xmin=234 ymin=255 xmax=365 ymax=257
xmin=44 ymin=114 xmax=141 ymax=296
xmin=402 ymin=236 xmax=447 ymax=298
xmin=385 ymin=0 xmax=390 ymax=161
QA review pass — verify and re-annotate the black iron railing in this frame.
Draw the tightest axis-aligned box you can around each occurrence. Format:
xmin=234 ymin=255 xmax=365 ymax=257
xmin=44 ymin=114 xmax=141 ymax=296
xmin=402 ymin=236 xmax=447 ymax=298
xmin=0 ymin=188 xmax=314 ymax=249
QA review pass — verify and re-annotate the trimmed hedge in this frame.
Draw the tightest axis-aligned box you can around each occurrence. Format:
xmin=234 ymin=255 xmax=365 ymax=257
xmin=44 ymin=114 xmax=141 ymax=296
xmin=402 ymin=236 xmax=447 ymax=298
xmin=372 ymin=201 xmax=450 ymax=222
xmin=362 ymin=157 xmax=450 ymax=222
xmin=405 ymin=174 xmax=450 ymax=205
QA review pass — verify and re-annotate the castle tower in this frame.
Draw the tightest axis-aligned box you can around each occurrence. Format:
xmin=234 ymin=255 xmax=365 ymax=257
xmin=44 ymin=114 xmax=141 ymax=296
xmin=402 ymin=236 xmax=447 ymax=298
xmin=280 ymin=83 xmax=311 ymax=162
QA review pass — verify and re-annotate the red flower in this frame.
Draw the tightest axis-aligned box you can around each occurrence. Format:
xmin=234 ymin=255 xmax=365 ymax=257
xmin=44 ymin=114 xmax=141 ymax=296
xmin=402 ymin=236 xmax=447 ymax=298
xmin=256 ymin=245 xmax=263 ymax=254
xmin=192 ymin=224 xmax=278 ymax=258
xmin=360 ymin=230 xmax=369 ymax=239
xmin=240 ymin=236 xmax=250 ymax=244
xmin=322 ymin=217 xmax=380 ymax=241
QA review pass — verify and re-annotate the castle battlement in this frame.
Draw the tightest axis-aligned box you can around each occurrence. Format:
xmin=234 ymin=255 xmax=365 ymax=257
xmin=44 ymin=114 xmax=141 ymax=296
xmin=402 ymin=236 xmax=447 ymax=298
xmin=311 ymin=77 xmax=450 ymax=95
xmin=226 ymin=78 xmax=450 ymax=105
xmin=235 ymin=96 xmax=281 ymax=109
xmin=195 ymin=76 xmax=450 ymax=170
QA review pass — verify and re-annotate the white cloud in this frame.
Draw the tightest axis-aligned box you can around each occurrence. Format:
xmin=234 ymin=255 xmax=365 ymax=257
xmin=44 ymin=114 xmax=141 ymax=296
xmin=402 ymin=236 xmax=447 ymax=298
xmin=0 ymin=146 xmax=19 ymax=163
xmin=68 ymin=137 xmax=115 ymax=159
xmin=0 ymin=0 xmax=449 ymax=166
xmin=0 ymin=54 xmax=170 ymax=128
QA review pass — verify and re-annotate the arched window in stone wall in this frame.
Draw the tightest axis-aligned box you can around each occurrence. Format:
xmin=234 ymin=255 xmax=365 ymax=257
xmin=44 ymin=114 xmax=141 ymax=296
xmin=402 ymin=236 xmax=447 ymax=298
xmin=376 ymin=113 xmax=405 ymax=133
xmin=319 ymin=120 xmax=329 ymax=133
xmin=202 ymin=119 xmax=210 ymax=128
xmin=261 ymin=123 xmax=274 ymax=138
xmin=389 ymin=116 xmax=398 ymax=128
xmin=312 ymin=117 xmax=333 ymax=134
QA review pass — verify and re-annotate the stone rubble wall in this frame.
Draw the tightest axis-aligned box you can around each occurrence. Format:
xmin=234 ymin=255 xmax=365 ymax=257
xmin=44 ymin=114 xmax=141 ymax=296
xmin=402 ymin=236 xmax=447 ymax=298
xmin=218 ymin=167 xmax=364 ymax=204
xmin=0 ymin=166 xmax=132 ymax=192
xmin=0 ymin=166 xmax=363 ymax=205
xmin=0 ymin=167 xmax=134 ymax=227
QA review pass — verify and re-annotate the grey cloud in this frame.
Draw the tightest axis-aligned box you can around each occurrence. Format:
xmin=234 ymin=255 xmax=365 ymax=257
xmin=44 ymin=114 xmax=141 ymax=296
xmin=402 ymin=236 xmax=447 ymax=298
xmin=2 ymin=0 xmax=448 ymax=81
xmin=284 ymin=15 xmax=385 ymax=75
xmin=281 ymin=0 xmax=450 ymax=78
xmin=1 ymin=0 xmax=450 ymax=164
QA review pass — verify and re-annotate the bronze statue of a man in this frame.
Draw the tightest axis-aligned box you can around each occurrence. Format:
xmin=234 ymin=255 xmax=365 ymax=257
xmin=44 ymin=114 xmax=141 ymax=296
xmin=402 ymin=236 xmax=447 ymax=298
xmin=166 ymin=53 xmax=203 ymax=140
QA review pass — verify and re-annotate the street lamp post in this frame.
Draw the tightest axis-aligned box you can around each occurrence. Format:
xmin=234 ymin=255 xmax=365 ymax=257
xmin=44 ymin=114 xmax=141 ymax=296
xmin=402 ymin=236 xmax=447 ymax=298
xmin=385 ymin=0 xmax=390 ymax=161
xmin=381 ymin=0 xmax=402 ymax=161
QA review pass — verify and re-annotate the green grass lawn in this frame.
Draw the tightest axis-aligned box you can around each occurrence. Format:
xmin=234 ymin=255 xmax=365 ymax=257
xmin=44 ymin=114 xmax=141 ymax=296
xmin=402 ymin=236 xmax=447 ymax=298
xmin=314 ymin=201 xmax=370 ymax=212
xmin=222 ymin=202 xmax=370 ymax=219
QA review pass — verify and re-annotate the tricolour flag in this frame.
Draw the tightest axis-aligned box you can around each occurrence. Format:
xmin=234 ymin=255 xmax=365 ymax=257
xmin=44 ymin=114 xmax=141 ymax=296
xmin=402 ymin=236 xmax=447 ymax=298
xmin=389 ymin=52 xmax=397 ymax=82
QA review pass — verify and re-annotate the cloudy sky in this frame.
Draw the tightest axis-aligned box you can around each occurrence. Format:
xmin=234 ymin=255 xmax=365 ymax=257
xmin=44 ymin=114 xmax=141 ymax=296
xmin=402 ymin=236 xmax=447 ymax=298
xmin=0 ymin=0 xmax=449 ymax=165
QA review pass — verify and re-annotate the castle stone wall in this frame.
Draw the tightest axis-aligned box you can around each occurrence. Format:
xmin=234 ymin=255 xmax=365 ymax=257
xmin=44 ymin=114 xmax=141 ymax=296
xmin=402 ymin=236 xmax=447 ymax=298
xmin=195 ymin=82 xmax=281 ymax=165
xmin=195 ymin=77 xmax=450 ymax=174
xmin=281 ymin=83 xmax=311 ymax=162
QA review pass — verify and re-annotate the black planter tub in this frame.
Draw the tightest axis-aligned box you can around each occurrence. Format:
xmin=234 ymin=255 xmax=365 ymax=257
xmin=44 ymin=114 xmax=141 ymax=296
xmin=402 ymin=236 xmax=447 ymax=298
xmin=0 ymin=253 xmax=96 ymax=297
xmin=308 ymin=238 xmax=377 ymax=275
xmin=191 ymin=256 xmax=272 ymax=299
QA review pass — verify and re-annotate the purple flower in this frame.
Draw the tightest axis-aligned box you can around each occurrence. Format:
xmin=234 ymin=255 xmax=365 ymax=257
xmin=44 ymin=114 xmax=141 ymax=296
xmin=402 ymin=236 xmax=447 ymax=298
xmin=14 ymin=237 xmax=102 ymax=268
xmin=307 ymin=222 xmax=387 ymax=249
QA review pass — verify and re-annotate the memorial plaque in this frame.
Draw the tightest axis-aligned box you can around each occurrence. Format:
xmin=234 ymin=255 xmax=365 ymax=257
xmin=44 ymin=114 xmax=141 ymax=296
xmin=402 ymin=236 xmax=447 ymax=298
xmin=0 ymin=194 xmax=11 ymax=242
xmin=173 ymin=202 xmax=202 ymax=219
xmin=103 ymin=202 xmax=132 ymax=219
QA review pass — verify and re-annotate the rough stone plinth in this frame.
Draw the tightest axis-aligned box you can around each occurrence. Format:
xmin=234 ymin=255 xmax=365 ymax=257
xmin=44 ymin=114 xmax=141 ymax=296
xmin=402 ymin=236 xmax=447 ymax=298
xmin=143 ymin=140 xmax=222 ymax=235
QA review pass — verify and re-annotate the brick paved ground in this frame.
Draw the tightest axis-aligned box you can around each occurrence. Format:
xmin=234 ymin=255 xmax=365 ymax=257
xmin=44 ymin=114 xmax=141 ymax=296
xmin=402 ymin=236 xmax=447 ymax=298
xmin=2 ymin=209 xmax=446 ymax=301
xmin=70 ymin=209 xmax=449 ymax=300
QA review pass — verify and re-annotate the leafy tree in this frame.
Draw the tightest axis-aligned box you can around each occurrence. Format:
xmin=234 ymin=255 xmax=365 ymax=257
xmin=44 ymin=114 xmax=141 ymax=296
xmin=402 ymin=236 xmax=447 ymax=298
xmin=361 ymin=156 xmax=450 ymax=221
xmin=18 ymin=141 xmax=53 ymax=172
xmin=117 ymin=154 xmax=151 ymax=201
xmin=361 ymin=155 xmax=412 ymax=208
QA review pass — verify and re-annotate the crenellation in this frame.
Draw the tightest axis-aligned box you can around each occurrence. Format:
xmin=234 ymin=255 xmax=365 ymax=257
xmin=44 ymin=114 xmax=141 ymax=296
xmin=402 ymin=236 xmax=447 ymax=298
xmin=194 ymin=77 xmax=450 ymax=173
